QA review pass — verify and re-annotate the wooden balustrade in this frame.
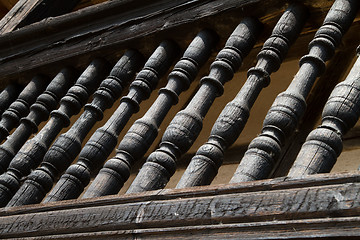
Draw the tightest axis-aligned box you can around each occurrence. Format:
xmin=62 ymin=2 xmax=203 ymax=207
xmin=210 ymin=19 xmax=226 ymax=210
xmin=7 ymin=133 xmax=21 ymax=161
xmin=288 ymin=46 xmax=360 ymax=177
xmin=5 ymin=52 xmax=146 ymax=207
xmin=0 ymin=75 xmax=48 ymax=142
xmin=0 ymin=68 xmax=77 ymax=174
xmin=82 ymin=30 xmax=218 ymax=199
xmin=230 ymin=0 xmax=360 ymax=183
xmin=126 ymin=18 xmax=262 ymax=194
xmin=176 ymin=4 xmax=308 ymax=188
xmin=0 ymin=59 xmax=109 ymax=207
xmin=28 ymin=49 xmax=144 ymax=204
xmin=44 ymin=41 xmax=178 ymax=202
xmin=0 ymin=83 xmax=22 ymax=116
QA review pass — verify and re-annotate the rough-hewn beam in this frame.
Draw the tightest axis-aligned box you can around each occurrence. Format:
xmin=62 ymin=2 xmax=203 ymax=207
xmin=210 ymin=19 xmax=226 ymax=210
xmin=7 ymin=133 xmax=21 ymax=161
xmin=0 ymin=0 xmax=79 ymax=35
xmin=0 ymin=172 xmax=359 ymax=238
xmin=0 ymin=0 xmax=344 ymax=85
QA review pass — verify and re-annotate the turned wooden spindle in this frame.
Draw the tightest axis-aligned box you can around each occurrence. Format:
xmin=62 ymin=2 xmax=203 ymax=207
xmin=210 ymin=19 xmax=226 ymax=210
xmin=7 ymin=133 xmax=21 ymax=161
xmin=29 ymin=49 xmax=143 ymax=203
xmin=0 ymin=59 xmax=109 ymax=207
xmin=0 ymin=68 xmax=77 ymax=174
xmin=288 ymin=46 xmax=360 ymax=177
xmin=230 ymin=0 xmax=360 ymax=183
xmin=82 ymin=30 xmax=217 ymax=199
xmin=127 ymin=18 xmax=262 ymax=194
xmin=176 ymin=4 xmax=308 ymax=188
xmin=0 ymin=75 xmax=49 ymax=142
xmin=0 ymin=83 xmax=22 ymax=116
xmin=46 ymin=41 xmax=178 ymax=202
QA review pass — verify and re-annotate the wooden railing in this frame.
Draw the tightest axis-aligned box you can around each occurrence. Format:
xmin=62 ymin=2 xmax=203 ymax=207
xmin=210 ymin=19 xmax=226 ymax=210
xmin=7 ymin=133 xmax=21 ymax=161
xmin=0 ymin=0 xmax=359 ymax=239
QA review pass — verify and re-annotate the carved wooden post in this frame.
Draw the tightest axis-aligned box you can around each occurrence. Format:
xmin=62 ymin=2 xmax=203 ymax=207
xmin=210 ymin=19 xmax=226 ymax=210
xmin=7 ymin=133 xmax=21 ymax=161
xmin=0 ymin=59 xmax=109 ymax=207
xmin=0 ymin=83 xmax=22 ymax=116
xmin=288 ymin=46 xmax=360 ymax=177
xmin=0 ymin=75 xmax=49 ymax=142
xmin=0 ymin=68 xmax=77 ymax=174
xmin=176 ymin=4 xmax=308 ymax=188
xmin=23 ymin=49 xmax=143 ymax=204
xmin=82 ymin=30 xmax=217 ymax=199
xmin=126 ymin=18 xmax=262 ymax=194
xmin=230 ymin=0 xmax=360 ymax=183
xmin=45 ymin=41 xmax=179 ymax=202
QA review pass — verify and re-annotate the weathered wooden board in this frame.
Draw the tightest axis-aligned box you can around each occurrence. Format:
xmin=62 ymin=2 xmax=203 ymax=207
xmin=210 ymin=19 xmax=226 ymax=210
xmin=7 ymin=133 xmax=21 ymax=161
xmin=0 ymin=172 xmax=359 ymax=238
xmin=0 ymin=0 xmax=343 ymax=86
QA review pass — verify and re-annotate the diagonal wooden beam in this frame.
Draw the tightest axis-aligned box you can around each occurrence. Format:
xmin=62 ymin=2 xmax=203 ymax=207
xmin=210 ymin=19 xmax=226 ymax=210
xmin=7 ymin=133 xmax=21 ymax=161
xmin=0 ymin=0 xmax=79 ymax=35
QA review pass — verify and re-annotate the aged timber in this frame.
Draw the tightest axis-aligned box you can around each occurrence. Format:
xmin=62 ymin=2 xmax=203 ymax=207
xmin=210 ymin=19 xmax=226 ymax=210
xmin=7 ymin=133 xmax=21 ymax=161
xmin=0 ymin=76 xmax=49 ymax=142
xmin=230 ymin=0 xmax=360 ymax=183
xmin=127 ymin=18 xmax=262 ymax=193
xmin=0 ymin=59 xmax=109 ymax=207
xmin=0 ymin=68 xmax=77 ymax=173
xmin=176 ymin=4 xmax=308 ymax=188
xmin=45 ymin=41 xmax=178 ymax=202
xmin=82 ymin=30 xmax=217 ymax=198
xmin=0 ymin=173 xmax=360 ymax=239
xmin=288 ymin=46 xmax=360 ymax=176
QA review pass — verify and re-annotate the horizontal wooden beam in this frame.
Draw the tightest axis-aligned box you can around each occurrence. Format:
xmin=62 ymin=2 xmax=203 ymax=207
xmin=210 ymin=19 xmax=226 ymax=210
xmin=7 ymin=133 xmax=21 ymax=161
xmin=0 ymin=172 xmax=360 ymax=238
xmin=0 ymin=0 xmax=346 ymax=86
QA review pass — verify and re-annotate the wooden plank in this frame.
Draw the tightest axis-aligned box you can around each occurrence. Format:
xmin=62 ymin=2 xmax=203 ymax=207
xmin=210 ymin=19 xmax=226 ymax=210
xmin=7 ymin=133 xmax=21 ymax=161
xmin=7 ymin=217 xmax=360 ymax=239
xmin=0 ymin=0 xmax=79 ymax=35
xmin=0 ymin=172 xmax=360 ymax=238
xmin=0 ymin=0 xmax=340 ymax=84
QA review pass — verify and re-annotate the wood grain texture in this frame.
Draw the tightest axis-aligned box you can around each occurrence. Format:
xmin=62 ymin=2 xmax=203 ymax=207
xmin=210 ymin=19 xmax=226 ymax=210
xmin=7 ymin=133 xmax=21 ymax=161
xmin=0 ymin=83 xmax=22 ymax=116
xmin=0 ymin=0 xmax=79 ymax=34
xmin=230 ymin=0 xmax=360 ymax=183
xmin=0 ymin=0 xmax=339 ymax=84
xmin=34 ymin=49 xmax=143 ymax=204
xmin=0 ymin=75 xmax=48 ymax=143
xmin=0 ymin=59 xmax=109 ymax=207
xmin=45 ymin=42 xmax=178 ymax=202
xmin=0 ymin=172 xmax=360 ymax=239
xmin=127 ymin=18 xmax=262 ymax=194
xmin=288 ymin=46 xmax=360 ymax=176
xmin=176 ymin=4 xmax=308 ymax=188
xmin=82 ymin=30 xmax=218 ymax=199
xmin=0 ymin=68 xmax=77 ymax=174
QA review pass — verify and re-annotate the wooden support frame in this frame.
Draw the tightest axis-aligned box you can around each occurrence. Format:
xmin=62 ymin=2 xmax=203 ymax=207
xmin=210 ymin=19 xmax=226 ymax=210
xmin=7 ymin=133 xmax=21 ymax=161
xmin=0 ymin=0 xmax=353 ymax=85
xmin=0 ymin=172 xmax=359 ymax=238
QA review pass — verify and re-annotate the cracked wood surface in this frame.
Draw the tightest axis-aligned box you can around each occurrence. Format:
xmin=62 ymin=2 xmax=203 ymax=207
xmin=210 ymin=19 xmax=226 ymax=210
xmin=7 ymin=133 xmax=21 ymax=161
xmin=0 ymin=172 xmax=359 ymax=238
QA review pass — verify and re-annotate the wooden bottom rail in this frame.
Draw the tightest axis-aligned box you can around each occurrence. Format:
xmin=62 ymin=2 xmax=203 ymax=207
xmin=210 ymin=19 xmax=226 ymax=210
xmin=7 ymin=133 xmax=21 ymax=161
xmin=0 ymin=172 xmax=359 ymax=239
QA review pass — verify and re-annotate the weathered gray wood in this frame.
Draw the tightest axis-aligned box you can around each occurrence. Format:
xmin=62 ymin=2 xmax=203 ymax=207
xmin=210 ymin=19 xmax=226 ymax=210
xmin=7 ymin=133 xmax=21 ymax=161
xmin=0 ymin=173 xmax=360 ymax=238
xmin=45 ymin=41 xmax=178 ymax=202
xmin=0 ymin=68 xmax=77 ymax=173
xmin=22 ymin=49 xmax=143 ymax=204
xmin=0 ymin=0 xmax=79 ymax=34
xmin=0 ymin=83 xmax=22 ymax=116
xmin=176 ymin=4 xmax=308 ymax=188
xmin=288 ymin=46 xmax=360 ymax=177
xmin=230 ymin=0 xmax=360 ymax=183
xmin=0 ymin=0 xmax=339 ymax=83
xmin=0 ymin=59 xmax=109 ymax=207
xmin=82 ymin=30 xmax=217 ymax=199
xmin=0 ymin=75 xmax=49 ymax=142
xmin=127 ymin=18 xmax=262 ymax=194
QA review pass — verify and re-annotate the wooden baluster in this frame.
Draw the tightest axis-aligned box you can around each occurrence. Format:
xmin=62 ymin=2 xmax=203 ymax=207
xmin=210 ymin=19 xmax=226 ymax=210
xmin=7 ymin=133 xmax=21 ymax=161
xmin=288 ymin=46 xmax=360 ymax=177
xmin=127 ymin=18 xmax=262 ymax=194
xmin=82 ymin=30 xmax=217 ymax=199
xmin=0 ymin=68 xmax=77 ymax=174
xmin=0 ymin=75 xmax=49 ymax=142
xmin=0 ymin=83 xmax=22 ymax=116
xmin=30 ymin=49 xmax=143 ymax=203
xmin=0 ymin=58 xmax=109 ymax=207
xmin=176 ymin=4 xmax=308 ymax=188
xmin=230 ymin=0 xmax=360 ymax=183
xmin=45 ymin=41 xmax=178 ymax=202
